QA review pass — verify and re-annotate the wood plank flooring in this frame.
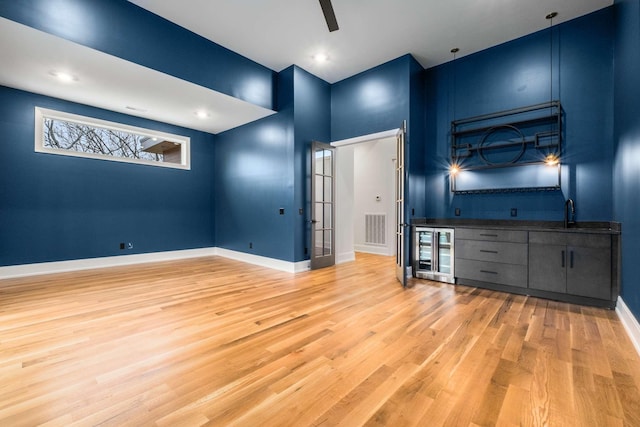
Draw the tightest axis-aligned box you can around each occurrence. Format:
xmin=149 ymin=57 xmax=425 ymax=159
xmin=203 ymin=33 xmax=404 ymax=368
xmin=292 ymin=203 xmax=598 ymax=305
xmin=1 ymin=253 xmax=640 ymax=426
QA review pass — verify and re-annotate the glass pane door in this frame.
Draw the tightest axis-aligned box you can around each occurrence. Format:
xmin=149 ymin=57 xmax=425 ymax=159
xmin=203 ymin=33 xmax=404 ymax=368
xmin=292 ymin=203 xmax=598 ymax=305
xmin=437 ymin=231 xmax=453 ymax=274
xmin=310 ymin=141 xmax=335 ymax=270
xmin=395 ymin=123 xmax=407 ymax=286
xmin=418 ymin=231 xmax=433 ymax=271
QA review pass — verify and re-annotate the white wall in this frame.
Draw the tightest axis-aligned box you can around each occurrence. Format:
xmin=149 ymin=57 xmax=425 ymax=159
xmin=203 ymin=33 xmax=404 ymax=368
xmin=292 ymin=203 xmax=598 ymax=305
xmin=335 ymin=145 xmax=355 ymax=264
xmin=353 ymin=137 xmax=396 ymax=255
xmin=334 ymin=130 xmax=399 ymax=263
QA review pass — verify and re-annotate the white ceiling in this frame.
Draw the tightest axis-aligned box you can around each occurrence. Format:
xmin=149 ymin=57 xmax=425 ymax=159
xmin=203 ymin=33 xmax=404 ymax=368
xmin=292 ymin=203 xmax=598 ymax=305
xmin=128 ymin=0 xmax=613 ymax=84
xmin=0 ymin=1 xmax=613 ymax=136
xmin=0 ymin=17 xmax=275 ymax=135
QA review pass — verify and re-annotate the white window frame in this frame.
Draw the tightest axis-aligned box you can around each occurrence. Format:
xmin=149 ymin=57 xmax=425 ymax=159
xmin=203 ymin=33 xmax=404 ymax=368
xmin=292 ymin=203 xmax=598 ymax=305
xmin=35 ymin=107 xmax=191 ymax=170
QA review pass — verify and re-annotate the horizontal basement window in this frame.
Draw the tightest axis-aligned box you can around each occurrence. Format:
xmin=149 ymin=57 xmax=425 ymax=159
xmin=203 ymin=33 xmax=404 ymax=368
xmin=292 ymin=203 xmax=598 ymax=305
xmin=35 ymin=107 xmax=190 ymax=170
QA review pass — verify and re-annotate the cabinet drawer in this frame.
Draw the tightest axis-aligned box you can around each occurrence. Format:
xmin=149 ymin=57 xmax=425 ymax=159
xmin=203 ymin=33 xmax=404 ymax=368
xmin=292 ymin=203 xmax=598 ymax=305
xmin=455 ymin=228 xmax=528 ymax=243
xmin=455 ymin=259 xmax=528 ymax=288
xmin=456 ymin=240 xmax=528 ymax=265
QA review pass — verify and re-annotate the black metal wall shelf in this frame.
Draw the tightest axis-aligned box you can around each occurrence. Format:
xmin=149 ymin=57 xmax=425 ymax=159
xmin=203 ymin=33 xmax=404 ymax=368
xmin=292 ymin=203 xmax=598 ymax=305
xmin=450 ymin=101 xmax=563 ymax=194
xmin=451 ymin=101 xmax=562 ymax=168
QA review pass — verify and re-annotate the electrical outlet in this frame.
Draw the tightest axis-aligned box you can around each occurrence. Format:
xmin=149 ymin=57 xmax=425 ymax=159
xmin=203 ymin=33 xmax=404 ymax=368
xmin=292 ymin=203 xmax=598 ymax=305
xmin=511 ymin=208 xmax=518 ymax=217
xmin=119 ymin=242 xmax=125 ymax=250
xmin=127 ymin=242 xmax=133 ymax=249
xmin=455 ymin=208 xmax=461 ymax=216
xmin=279 ymin=208 xmax=285 ymax=215
xmin=249 ymin=242 xmax=253 ymax=249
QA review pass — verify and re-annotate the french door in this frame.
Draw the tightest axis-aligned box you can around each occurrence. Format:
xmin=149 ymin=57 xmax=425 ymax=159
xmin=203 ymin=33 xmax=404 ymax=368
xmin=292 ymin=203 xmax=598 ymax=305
xmin=310 ymin=141 xmax=336 ymax=270
xmin=395 ymin=122 xmax=407 ymax=286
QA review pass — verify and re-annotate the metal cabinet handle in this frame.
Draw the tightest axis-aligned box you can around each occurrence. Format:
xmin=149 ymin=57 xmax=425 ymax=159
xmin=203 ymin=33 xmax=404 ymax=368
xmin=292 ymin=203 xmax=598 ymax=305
xmin=480 ymin=233 xmax=498 ymax=237
xmin=480 ymin=250 xmax=498 ymax=254
xmin=480 ymin=270 xmax=498 ymax=275
xmin=570 ymin=251 xmax=574 ymax=268
xmin=561 ymin=250 xmax=565 ymax=268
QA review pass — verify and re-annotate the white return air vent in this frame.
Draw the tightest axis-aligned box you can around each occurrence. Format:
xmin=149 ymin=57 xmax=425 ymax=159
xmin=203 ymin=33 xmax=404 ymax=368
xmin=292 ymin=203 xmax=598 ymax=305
xmin=365 ymin=214 xmax=386 ymax=246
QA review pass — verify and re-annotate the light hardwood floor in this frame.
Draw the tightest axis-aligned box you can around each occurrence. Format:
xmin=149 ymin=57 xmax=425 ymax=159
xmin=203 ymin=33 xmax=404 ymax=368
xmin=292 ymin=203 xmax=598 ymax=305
xmin=1 ymin=253 xmax=640 ymax=426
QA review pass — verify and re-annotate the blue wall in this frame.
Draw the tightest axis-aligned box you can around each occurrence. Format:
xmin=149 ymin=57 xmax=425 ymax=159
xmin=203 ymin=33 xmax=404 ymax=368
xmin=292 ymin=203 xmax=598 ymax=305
xmin=409 ymin=58 xmax=427 ymax=220
xmin=331 ymin=55 xmax=412 ymax=141
xmin=0 ymin=0 xmax=275 ymax=109
xmin=2 ymin=0 xmax=629 ymax=307
xmin=214 ymin=66 xmax=330 ymax=262
xmin=613 ymin=0 xmax=640 ymax=318
xmin=330 ymin=54 xmax=426 ymax=216
xmin=330 ymin=54 xmax=425 ymax=266
xmin=293 ymin=67 xmax=331 ymax=261
xmin=214 ymin=111 xmax=295 ymax=261
xmin=0 ymin=86 xmax=215 ymax=266
xmin=424 ymin=9 xmax=615 ymax=222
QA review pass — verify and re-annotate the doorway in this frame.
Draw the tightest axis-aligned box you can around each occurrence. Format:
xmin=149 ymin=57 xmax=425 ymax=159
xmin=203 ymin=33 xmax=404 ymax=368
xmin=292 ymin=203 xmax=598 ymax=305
xmin=332 ymin=129 xmax=400 ymax=265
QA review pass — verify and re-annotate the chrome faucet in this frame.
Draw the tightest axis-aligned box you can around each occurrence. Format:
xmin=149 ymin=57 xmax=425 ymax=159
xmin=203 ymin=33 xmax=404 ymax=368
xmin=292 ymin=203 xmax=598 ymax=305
xmin=564 ymin=198 xmax=576 ymax=228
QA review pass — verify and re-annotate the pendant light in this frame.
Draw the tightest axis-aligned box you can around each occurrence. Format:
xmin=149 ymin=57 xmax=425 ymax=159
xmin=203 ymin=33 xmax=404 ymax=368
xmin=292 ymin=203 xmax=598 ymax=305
xmin=546 ymin=12 xmax=557 ymax=107
xmin=544 ymin=12 xmax=560 ymax=166
xmin=449 ymin=48 xmax=460 ymax=176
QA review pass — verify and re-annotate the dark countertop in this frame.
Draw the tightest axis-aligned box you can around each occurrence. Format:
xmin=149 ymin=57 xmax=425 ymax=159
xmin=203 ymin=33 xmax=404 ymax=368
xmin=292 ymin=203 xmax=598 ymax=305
xmin=411 ymin=218 xmax=621 ymax=235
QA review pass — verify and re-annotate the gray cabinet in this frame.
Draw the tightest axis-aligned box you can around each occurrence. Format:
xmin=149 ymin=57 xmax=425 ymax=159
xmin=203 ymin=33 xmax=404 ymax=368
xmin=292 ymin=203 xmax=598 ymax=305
xmin=419 ymin=220 xmax=619 ymax=308
xmin=528 ymin=232 xmax=611 ymax=300
xmin=455 ymin=228 xmax=528 ymax=288
xmin=528 ymin=242 xmax=566 ymax=293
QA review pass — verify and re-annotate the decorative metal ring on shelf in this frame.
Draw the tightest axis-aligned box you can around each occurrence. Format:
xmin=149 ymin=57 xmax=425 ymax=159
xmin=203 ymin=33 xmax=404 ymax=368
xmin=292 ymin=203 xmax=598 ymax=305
xmin=477 ymin=124 xmax=526 ymax=166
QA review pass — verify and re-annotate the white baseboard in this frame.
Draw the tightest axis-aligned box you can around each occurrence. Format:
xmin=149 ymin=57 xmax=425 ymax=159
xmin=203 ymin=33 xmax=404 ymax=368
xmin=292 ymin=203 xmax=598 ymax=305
xmin=353 ymin=244 xmax=394 ymax=256
xmin=616 ymin=297 xmax=640 ymax=357
xmin=0 ymin=247 xmax=218 ymax=280
xmin=0 ymin=247 xmax=311 ymax=280
xmin=336 ymin=251 xmax=356 ymax=264
xmin=215 ymin=248 xmax=309 ymax=273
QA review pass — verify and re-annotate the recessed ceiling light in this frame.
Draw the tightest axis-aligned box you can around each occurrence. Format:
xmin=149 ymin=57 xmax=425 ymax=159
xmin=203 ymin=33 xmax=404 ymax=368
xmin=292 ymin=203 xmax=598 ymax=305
xmin=313 ymin=52 xmax=329 ymax=63
xmin=49 ymin=71 xmax=78 ymax=83
xmin=195 ymin=110 xmax=210 ymax=119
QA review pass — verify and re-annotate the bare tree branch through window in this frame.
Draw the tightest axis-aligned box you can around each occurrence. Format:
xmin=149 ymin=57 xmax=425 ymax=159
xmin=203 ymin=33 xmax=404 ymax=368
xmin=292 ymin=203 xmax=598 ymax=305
xmin=43 ymin=118 xmax=163 ymax=162
xmin=35 ymin=107 xmax=190 ymax=170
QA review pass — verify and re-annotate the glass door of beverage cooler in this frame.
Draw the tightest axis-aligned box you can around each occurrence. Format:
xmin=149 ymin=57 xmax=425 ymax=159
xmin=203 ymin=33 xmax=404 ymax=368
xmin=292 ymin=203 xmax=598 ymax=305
xmin=437 ymin=230 xmax=453 ymax=275
xmin=417 ymin=230 xmax=434 ymax=272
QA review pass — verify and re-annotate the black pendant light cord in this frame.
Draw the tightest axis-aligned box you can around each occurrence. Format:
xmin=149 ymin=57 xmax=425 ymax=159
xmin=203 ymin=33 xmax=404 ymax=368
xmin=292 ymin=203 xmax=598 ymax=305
xmin=546 ymin=12 xmax=558 ymax=159
xmin=451 ymin=48 xmax=459 ymax=122
xmin=547 ymin=13 xmax=556 ymax=107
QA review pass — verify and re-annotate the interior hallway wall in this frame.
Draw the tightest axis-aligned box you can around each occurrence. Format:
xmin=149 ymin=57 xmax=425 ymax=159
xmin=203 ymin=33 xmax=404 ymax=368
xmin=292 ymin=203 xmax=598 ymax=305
xmin=335 ymin=145 xmax=355 ymax=264
xmin=353 ymin=138 xmax=396 ymax=255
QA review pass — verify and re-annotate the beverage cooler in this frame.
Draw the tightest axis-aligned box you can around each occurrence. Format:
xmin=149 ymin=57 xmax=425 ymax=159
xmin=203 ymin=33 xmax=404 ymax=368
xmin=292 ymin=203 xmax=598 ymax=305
xmin=413 ymin=227 xmax=455 ymax=284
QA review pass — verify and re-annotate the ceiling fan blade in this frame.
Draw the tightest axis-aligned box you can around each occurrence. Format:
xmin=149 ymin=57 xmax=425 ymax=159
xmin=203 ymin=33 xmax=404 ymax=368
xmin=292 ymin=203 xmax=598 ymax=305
xmin=319 ymin=0 xmax=339 ymax=32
